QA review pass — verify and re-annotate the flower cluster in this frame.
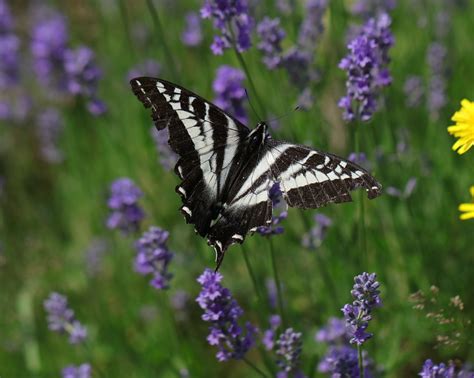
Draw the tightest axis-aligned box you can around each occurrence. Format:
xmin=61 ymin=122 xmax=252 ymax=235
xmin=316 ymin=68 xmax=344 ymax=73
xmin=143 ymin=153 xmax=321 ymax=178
xmin=427 ymin=42 xmax=448 ymax=120
xmin=201 ymin=0 xmax=252 ymax=55
xmin=106 ymin=178 xmax=145 ymax=234
xmin=458 ymin=186 xmax=474 ymax=221
xmin=341 ymin=272 xmax=382 ymax=345
xmin=297 ymin=0 xmax=327 ymax=54
xmin=352 ymin=0 xmax=396 ymax=18
xmin=419 ymin=359 xmax=473 ymax=377
xmin=84 ymin=238 xmax=108 ymax=277
xmin=181 ymin=12 xmax=203 ymax=47
xmin=135 ymin=226 xmax=173 ymax=290
xmin=196 ymin=269 xmax=257 ymax=361
xmin=31 ymin=10 xmax=106 ymax=115
xmin=150 ymin=126 xmax=178 ymax=171
xmin=62 ymin=363 xmax=92 ymax=378
xmin=44 ymin=293 xmax=87 ymax=344
xmin=126 ymin=59 xmax=161 ymax=83
xmin=338 ymin=13 xmax=394 ymax=122
xmin=302 ymin=213 xmax=332 ymax=250
xmin=256 ymin=17 xmax=286 ymax=69
xmin=262 ymin=314 xmax=281 ymax=350
xmin=212 ymin=65 xmax=247 ymax=123
xmin=36 ymin=108 xmax=64 ymax=163
xmin=0 ymin=0 xmax=19 ymax=89
xmin=318 ymin=345 xmax=373 ymax=377
xmin=257 ymin=183 xmax=287 ymax=237
xmin=448 ymin=99 xmax=474 ymax=155
xmin=315 ymin=317 xmax=349 ymax=344
xmin=386 ymin=177 xmax=417 ymax=199
xmin=275 ymin=328 xmax=305 ymax=377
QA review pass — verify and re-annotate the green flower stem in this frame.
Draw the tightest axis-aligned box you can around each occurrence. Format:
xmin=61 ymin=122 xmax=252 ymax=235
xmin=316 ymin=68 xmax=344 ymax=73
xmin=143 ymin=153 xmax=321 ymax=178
xmin=243 ymin=357 xmax=269 ymax=378
xmin=117 ymin=0 xmax=134 ymax=54
xmin=353 ymin=120 xmax=368 ymax=264
xmin=358 ymin=344 xmax=365 ymax=378
xmin=241 ymin=244 xmax=264 ymax=307
xmin=268 ymin=238 xmax=287 ymax=328
xmin=146 ymin=0 xmax=178 ymax=80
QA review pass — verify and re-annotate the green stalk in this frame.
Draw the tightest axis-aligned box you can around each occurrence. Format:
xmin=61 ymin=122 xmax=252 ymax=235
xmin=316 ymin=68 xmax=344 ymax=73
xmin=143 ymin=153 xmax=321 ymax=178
xmin=146 ymin=0 xmax=179 ymax=80
xmin=117 ymin=0 xmax=134 ymax=54
xmin=241 ymin=244 xmax=264 ymax=307
xmin=358 ymin=344 xmax=365 ymax=378
xmin=243 ymin=357 xmax=269 ymax=378
xmin=268 ymin=238 xmax=287 ymax=327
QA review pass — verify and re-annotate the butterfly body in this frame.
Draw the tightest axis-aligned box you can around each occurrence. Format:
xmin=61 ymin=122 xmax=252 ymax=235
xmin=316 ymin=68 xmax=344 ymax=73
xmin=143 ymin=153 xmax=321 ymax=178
xmin=131 ymin=77 xmax=382 ymax=269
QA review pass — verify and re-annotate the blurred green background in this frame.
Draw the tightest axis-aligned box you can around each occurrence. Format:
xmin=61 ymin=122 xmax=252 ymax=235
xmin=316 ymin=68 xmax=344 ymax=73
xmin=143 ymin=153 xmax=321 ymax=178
xmin=1 ymin=0 xmax=473 ymax=377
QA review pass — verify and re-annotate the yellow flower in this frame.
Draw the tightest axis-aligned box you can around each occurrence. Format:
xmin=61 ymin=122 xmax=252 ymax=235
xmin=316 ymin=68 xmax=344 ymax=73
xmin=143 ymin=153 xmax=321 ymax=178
xmin=459 ymin=186 xmax=474 ymax=220
xmin=448 ymin=99 xmax=474 ymax=154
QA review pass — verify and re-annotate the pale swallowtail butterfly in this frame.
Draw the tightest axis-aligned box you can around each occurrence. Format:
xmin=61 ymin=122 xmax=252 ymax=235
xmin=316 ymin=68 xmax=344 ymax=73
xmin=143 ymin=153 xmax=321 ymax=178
xmin=130 ymin=77 xmax=382 ymax=270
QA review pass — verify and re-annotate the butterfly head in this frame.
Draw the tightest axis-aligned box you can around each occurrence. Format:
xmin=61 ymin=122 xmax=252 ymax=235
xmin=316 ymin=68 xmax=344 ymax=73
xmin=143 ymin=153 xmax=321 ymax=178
xmin=249 ymin=122 xmax=270 ymax=147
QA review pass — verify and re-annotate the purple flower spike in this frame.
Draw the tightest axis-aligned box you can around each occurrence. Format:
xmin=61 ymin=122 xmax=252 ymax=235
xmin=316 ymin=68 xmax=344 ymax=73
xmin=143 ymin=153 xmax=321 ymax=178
xmin=262 ymin=314 xmax=282 ymax=350
xmin=298 ymin=0 xmax=327 ymax=54
xmin=126 ymin=59 xmax=161 ymax=83
xmin=318 ymin=345 xmax=373 ymax=377
xmin=352 ymin=0 xmax=396 ymax=18
xmin=213 ymin=65 xmax=247 ymax=123
xmin=201 ymin=0 xmax=252 ymax=55
xmin=196 ymin=269 xmax=257 ymax=361
xmin=181 ymin=12 xmax=203 ymax=47
xmin=341 ymin=272 xmax=382 ymax=345
xmin=106 ymin=178 xmax=145 ymax=234
xmin=0 ymin=0 xmax=19 ymax=89
xmin=302 ymin=213 xmax=332 ymax=250
xmin=419 ymin=359 xmax=455 ymax=378
xmin=134 ymin=226 xmax=173 ymax=290
xmin=257 ymin=183 xmax=287 ymax=237
xmin=338 ymin=13 xmax=394 ymax=122
xmin=31 ymin=11 xmax=69 ymax=89
xmin=315 ymin=317 xmax=349 ymax=344
xmin=150 ymin=126 xmax=178 ymax=171
xmin=275 ymin=328 xmax=305 ymax=377
xmin=256 ymin=17 xmax=286 ymax=69
xmin=62 ymin=363 xmax=92 ymax=378
xmin=36 ymin=108 xmax=64 ymax=163
xmin=44 ymin=293 xmax=87 ymax=345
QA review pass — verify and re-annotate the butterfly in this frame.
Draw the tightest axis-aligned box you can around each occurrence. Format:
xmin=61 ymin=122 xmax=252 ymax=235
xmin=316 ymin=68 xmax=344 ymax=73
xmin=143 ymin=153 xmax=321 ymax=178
xmin=130 ymin=77 xmax=382 ymax=270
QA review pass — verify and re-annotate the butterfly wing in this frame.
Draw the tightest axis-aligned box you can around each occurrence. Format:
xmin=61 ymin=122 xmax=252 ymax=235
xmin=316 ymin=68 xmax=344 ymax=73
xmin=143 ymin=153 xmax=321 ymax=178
xmin=130 ymin=77 xmax=251 ymax=239
xmin=266 ymin=140 xmax=382 ymax=209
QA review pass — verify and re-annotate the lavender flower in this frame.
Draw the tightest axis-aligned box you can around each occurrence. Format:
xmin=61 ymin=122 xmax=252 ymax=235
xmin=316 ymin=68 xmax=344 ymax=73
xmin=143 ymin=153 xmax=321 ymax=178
xmin=386 ymin=177 xmax=417 ymax=199
xmin=181 ymin=12 xmax=203 ymax=47
xmin=201 ymin=0 xmax=252 ymax=55
xmin=150 ymin=126 xmax=178 ymax=171
xmin=318 ymin=345 xmax=373 ymax=377
xmin=352 ymin=0 xmax=396 ymax=18
xmin=126 ymin=59 xmax=160 ymax=83
xmin=31 ymin=11 xmax=69 ymax=89
xmin=256 ymin=17 xmax=286 ymax=69
xmin=275 ymin=328 xmax=305 ymax=377
xmin=297 ymin=0 xmax=327 ymax=53
xmin=281 ymin=47 xmax=312 ymax=90
xmin=0 ymin=0 xmax=19 ymax=89
xmin=266 ymin=278 xmax=278 ymax=309
xmin=262 ymin=314 xmax=281 ymax=350
xmin=302 ymin=213 xmax=332 ymax=250
xmin=62 ymin=363 xmax=92 ymax=378
xmin=106 ymin=178 xmax=145 ymax=234
xmin=419 ymin=359 xmax=455 ymax=378
xmin=44 ymin=293 xmax=87 ymax=344
xmin=36 ymin=108 xmax=64 ymax=163
xmin=257 ymin=183 xmax=287 ymax=236
xmin=341 ymin=272 xmax=382 ymax=345
xmin=196 ymin=269 xmax=257 ymax=361
xmin=213 ymin=65 xmax=247 ymax=123
xmin=315 ymin=317 xmax=349 ymax=344
xmin=134 ymin=226 xmax=173 ymax=290
xmin=84 ymin=238 xmax=108 ymax=276
xmin=427 ymin=42 xmax=447 ymax=120
xmin=64 ymin=46 xmax=106 ymax=116
xmin=404 ymin=75 xmax=424 ymax=108
xmin=338 ymin=13 xmax=394 ymax=122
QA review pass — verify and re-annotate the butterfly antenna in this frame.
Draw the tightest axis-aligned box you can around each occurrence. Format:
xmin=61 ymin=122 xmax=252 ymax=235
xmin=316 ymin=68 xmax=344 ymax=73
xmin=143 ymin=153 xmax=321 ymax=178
xmin=265 ymin=106 xmax=300 ymax=125
xmin=245 ymin=88 xmax=263 ymax=122
xmin=214 ymin=252 xmax=225 ymax=272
